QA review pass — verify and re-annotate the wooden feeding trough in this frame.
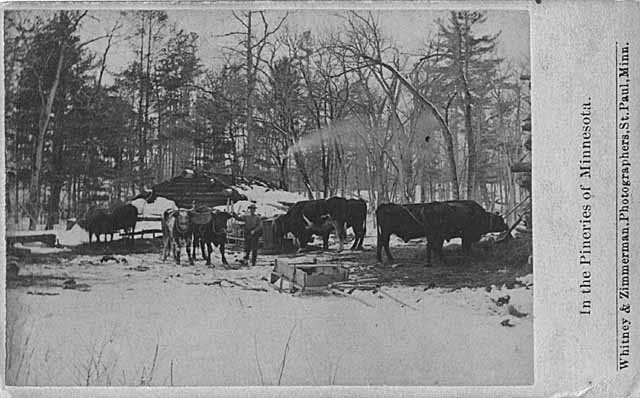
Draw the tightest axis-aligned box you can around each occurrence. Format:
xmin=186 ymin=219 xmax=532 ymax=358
xmin=6 ymin=232 xmax=57 ymax=248
xmin=270 ymin=259 xmax=349 ymax=294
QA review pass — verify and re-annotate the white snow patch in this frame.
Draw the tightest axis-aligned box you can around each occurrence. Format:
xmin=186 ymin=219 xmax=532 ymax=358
xmin=516 ymin=273 xmax=533 ymax=287
xmin=233 ymin=183 xmax=307 ymax=205
xmin=212 ymin=185 xmax=308 ymax=218
xmin=56 ymin=223 xmax=90 ymax=246
xmin=7 ymin=224 xmax=90 ymax=247
xmin=135 ymin=220 xmax=162 ymax=231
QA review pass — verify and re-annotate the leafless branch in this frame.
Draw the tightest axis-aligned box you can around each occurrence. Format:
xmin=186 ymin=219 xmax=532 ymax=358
xmin=445 ymin=92 xmax=457 ymax=125
xmin=77 ymin=34 xmax=110 ymax=49
xmin=217 ymin=31 xmax=246 ymax=38
xmin=231 ymin=11 xmax=249 ymax=29
xmin=418 ymin=52 xmax=448 ymax=63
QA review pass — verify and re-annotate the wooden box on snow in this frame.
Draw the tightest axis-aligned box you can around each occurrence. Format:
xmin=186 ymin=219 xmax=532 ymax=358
xmin=270 ymin=259 xmax=349 ymax=293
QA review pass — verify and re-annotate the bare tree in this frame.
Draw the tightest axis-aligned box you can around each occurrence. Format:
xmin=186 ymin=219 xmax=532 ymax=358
xmin=221 ymin=11 xmax=288 ymax=176
xmin=26 ymin=11 xmax=90 ymax=229
xmin=332 ymin=11 xmax=461 ymax=200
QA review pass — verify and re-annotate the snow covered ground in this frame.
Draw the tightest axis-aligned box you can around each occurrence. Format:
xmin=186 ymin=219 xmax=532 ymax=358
xmin=6 ymin=242 xmax=533 ymax=386
xmin=6 ymin=199 xmax=533 ymax=386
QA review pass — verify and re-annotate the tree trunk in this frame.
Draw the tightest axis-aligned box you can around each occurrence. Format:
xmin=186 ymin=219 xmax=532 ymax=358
xmin=397 ymin=151 xmax=406 ymax=202
xmin=244 ymin=12 xmax=256 ymax=176
xmin=452 ymin=15 xmax=476 ymax=200
xmin=294 ymin=152 xmax=314 ymax=199
xmin=278 ymin=158 xmax=289 ymax=190
xmin=28 ymin=44 xmax=65 ymax=230
xmin=429 ymin=178 xmax=433 ymax=202
xmin=45 ymin=105 xmax=67 ymax=229
xmin=14 ymin=171 xmax=20 ymax=225
xmin=479 ymin=182 xmax=490 ymax=211
xmin=143 ymin=16 xmax=152 ymax=184
xmin=66 ymin=178 xmax=72 ymax=220
xmin=334 ymin=138 xmax=346 ymax=197
xmin=321 ymin=139 xmax=330 ymax=198
xmin=354 ymin=161 xmax=361 ymax=199
xmin=463 ymin=98 xmax=476 ymax=199
xmin=45 ymin=180 xmax=64 ymax=230
xmin=361 ymin=55 xmax=460 ymax=199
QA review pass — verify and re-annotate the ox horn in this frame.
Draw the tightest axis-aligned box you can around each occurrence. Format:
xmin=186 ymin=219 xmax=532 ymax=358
xmin=302 ymin=214 xmax=313 ymax=227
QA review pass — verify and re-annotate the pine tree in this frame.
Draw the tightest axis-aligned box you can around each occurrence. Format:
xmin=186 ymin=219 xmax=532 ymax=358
xmin=12 ymin=11 xmax=94 ymax=228
xmin=435 ymin=11 xmax=503 ymax=199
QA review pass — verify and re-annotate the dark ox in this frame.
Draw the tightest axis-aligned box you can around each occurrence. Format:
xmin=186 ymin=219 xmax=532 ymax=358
xmin=80 ymin=208 xmax=114 ymax=243
xmin=376 ymin=200 xmax=508 ymax=266
xmin=190 ymin=207 xmax=233 ymax=266
xmin=346 ymin=199 xmax=367 ymax=250
xmin=327 ymin=197 xmax=367 ymax=250
xmin=441 ymin=200 xmax=508 ymax=253
xmin=275 ymin=199 xmax=335 ymax=250
xmin=327 ymin=197 xmax=349 ymax=242
xmin=162 ymin=208 xmax=194 ymax=265
xmin=111 ymin=204 xmax=138 ymax=241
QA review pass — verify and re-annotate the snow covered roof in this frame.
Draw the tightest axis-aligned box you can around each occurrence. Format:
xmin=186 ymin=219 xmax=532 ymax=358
xmin=148 ymin=170 xmax=246 ymax=208
xmin=145 ymin=169 xmax=306 ymax=211
xmin=217 ymin=179 xmax=308 ymax=218
xmin=231 ymin=184 xmax=306 ymax=207
xmin=131 ymin=196 xmax=177 ymax=218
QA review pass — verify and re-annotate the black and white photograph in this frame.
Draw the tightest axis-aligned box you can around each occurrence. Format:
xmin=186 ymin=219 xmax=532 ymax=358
xmin=4 ymin=7 xmax=533 ymax=387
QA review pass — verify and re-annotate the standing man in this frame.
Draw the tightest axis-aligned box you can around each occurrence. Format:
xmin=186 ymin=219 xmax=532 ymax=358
xmin=232 ymin=203 xmax=263 ymax=266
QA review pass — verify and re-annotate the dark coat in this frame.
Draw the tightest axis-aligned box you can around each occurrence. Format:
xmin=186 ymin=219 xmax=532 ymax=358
xmin=111 ymin=204 xmax=138 ymax=235
xmin=81 ymin=208 xmax=114 ymax=243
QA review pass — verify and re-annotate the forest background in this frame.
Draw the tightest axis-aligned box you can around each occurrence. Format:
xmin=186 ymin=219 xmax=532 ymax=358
xmin=3 ymin=9 xmax=531 ymax=230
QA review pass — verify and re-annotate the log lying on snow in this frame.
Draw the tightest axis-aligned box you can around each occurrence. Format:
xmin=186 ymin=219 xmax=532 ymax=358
xmin=329 ymin=283 xmax=378 ymax=291
xmin=377 ymin=288 xmax=419 ymax=311
xmin=330 ymin=281 xmax=419 ymax=311
xmin=350 ymin=277 xmax=379 ymax=283
xmin=205 ymin=278 xmax=269 ymax=292
xmin=329 ymin=278 xmax=381 ymax=291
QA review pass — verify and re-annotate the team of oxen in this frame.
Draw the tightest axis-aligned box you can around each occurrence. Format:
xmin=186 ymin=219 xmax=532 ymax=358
xmin=157 ymin=197 xmax=368 ymax=267
xmin=274 ymin=197 xmax=368 ymax=252
xmin=161 ymin=206 xmax=233 ymax=266
xmin=276 ymin=197 xmax=508 ymax=266
xmin=82 ymin=196 xmax=509 ymax=267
